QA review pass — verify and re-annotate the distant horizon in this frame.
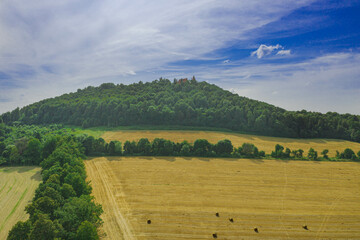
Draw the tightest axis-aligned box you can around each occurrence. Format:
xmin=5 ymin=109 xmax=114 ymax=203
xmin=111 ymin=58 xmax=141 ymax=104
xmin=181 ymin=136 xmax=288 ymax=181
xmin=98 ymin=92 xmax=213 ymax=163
xmin=1 ymin=78 xmax=359 ymax=116
xmin=1 ymin=1 xmax=359 ymax=114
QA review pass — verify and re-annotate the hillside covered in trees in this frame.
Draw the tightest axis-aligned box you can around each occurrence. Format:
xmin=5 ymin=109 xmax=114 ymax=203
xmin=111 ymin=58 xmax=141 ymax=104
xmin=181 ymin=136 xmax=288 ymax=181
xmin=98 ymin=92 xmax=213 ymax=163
xmin=1 ymin=77 xmax=360 ymax=142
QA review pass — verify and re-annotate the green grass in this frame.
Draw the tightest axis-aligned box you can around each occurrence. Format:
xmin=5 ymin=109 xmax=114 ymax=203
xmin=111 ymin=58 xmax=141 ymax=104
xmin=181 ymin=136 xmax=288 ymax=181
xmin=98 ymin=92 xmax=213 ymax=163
xmin=6 ymin=178 xmax=17 ymax=194
xmin=64 ymin=124 xmax=240 ymax=138
xmin=64 ymin=126 xmax=105 ymax=138
xmin=0 ymin=180 xmax=9 ymax=194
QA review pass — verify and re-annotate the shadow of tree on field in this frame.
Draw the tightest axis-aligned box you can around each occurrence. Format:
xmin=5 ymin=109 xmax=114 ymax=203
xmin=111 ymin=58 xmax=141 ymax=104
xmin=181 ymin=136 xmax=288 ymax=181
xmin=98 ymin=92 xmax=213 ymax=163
xmin=30 ymin=170 xmax=42 ymax=181
xmin=0 ymin=166 xmax=40 ymax=174
xmin=250 ymin=159 xmax=264 ymax=164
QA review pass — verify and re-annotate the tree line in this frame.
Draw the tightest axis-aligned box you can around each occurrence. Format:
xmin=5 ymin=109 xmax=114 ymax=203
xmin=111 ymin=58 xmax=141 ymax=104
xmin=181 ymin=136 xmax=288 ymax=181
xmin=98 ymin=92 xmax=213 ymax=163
xmin=1 ymin=78 xmax=360 ymax=142
xmin=7 ymin=135 xmax=103 ymax=240
xmin=79 ymin=135 xmax=360 ymax=161
xmin=1 ymin=124 xmax=360 ymax=167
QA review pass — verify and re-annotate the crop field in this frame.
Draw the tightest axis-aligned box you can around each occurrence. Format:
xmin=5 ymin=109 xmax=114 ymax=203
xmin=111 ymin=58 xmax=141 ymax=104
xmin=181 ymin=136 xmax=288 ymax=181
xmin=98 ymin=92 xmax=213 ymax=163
xmin=0 ymin=166 xmax=41 ymax=239
xmin=101 ymin=130 xmax=360 ymax=158
xmin=85 ymin=156 xmax=360 ymax=240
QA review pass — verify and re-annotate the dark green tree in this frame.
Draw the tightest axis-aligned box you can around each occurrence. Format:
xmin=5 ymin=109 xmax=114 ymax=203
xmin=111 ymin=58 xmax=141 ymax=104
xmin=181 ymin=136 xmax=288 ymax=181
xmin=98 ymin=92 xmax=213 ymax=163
xmin=29 ymin=214 xmax=56 ymax=240
xmin=341 ymin=148 xmax=355 ymax=159
xmin=76 ymin=221 xmax=99 ymax=240
xmin=180 ymin=141 xmax=191 ymax=156
xmin=55 ymin=195 xmax=103 ymax=235
xmin=60 ymin=183 xmax=76 ymax=199
xmin=215 ymin=139 xmax=233 ymax=156
xmin=321 ymin=149 xmax=329 ymax=159
xmin=24 ymin=138 xmax=42 ymax=165
xmin=193 ymin=139 xmax=212 ymax=156
xmin=42 ymin=136 xmax=58 ymax=159
xmin=137 ymin=138 xmax=151 ymax=155
xmin=7 ymin=220 xmax=31 ymax=240
xmin=107 ymin=141 xmax=116 ymax=156
xmin=308 ymin=148 xmax=318 ymax=160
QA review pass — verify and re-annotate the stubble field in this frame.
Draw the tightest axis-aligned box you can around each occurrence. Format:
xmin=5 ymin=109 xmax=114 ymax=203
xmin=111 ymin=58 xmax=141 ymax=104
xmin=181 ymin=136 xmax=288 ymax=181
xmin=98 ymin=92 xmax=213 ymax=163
xmin=0 ymin=167 xmax=41 ymax=239
xmin=85 ymin=156 xmax=360 ymax=240
xmin=101 ymin=130 xmax=360 ymax=158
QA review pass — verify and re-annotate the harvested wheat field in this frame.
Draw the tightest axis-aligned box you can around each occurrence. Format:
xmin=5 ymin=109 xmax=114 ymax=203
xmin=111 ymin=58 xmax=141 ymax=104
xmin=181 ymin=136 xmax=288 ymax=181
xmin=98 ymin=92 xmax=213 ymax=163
xmin=101 ymin=130 xmax=360 ymax=158
xmin=85 ymin=156 xmax=360 ymax=240
xmin=0 ymin=166 xmax=41 ymax=239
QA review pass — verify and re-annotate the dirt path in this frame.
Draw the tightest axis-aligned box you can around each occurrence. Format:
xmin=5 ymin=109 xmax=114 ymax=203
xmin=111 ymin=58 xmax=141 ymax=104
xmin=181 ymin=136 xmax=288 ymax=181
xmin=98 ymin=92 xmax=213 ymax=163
xmin=86 ymin=159 xmax=136 ymax=240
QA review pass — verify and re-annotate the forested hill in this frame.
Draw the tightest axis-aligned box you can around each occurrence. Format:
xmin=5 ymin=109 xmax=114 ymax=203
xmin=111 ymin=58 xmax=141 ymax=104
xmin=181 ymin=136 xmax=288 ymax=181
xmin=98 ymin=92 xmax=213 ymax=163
xmin=1 ymin=77 xmax=360 ymax=142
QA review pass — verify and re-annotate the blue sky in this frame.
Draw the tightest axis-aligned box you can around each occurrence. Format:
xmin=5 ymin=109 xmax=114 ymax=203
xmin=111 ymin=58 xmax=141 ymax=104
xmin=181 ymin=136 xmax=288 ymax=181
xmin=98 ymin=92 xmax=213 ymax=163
xmin=0 ymin=0 xmax=359 ymax=114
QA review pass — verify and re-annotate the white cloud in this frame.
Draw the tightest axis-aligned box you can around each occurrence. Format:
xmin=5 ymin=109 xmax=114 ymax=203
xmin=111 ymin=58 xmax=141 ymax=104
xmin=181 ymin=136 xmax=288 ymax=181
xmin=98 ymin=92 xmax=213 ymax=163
xmin=251 ymin=44 xmax=292 ymax=58
xmin=0 ymin=0 xmax=317 ymax=113
xmin=223 ymin=59 xmax=230 ymax=63
xmin=251 ymin=44 xmax=282 ymax=58
xmin=276 ymin=49 xmax=291 ymax=56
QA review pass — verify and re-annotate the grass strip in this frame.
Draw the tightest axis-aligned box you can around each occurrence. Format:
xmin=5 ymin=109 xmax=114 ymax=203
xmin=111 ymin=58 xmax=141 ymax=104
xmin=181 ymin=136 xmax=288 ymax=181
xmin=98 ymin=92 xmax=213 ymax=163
xmin=7 ymin=178 xmax=17 ymax=193
xmin=0 ymin=180 xmax=9 ymax=194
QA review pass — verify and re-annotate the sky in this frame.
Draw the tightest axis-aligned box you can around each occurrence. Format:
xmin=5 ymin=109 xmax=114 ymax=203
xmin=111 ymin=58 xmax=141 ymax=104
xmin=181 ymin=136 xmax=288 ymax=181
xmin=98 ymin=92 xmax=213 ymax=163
xmin=0 ymin=0 xmax=360 ymax=114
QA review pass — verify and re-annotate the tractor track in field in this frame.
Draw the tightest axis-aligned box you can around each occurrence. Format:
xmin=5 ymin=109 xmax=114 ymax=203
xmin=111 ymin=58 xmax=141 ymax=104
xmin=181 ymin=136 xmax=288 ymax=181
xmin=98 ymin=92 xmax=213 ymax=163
xmin=87 ymin=160 xmax=136 ymax=240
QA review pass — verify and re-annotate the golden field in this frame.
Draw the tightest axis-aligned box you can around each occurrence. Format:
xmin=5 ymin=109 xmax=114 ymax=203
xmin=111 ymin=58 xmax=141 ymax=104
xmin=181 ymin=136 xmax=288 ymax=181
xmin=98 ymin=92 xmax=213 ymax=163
xmin=0 ymin=167 xmax=41 ymax=239
xmin=85 ymin=157 xmax=360 ymax=240
xmin=101 ymin=130 xmax=360 ymax=158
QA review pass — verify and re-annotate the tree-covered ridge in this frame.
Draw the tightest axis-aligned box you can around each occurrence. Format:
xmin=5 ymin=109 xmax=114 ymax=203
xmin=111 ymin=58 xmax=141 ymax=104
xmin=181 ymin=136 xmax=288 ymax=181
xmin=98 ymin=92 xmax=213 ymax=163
xmin=1 ymin=77 xmax=360 ymax=142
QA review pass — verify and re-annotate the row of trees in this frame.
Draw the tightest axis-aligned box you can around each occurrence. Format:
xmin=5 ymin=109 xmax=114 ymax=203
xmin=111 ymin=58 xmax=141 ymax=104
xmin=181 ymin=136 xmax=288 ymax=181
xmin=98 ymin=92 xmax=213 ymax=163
xmin=79 ymin=135 xmax=360 ymax=161
xmin=80 ymin=135 xmax=264 ymax=158
xmin=1 ymin=128 xmax=359 ymax=167
xmin=7 ymin=135 xmax=103 ymax=240
xmin=271 ymin=143 xmax=360 ymax=161
xmin=1 ymin=78 xmax=360 ymax=142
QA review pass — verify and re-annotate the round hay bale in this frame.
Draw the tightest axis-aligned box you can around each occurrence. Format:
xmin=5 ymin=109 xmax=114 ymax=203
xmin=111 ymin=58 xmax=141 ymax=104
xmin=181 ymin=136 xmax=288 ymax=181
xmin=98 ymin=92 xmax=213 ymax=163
xmin=215 ymin=212 xmax=219 ymax=217
xmin=147 ymin=220 xmax=151 ymax=224
xmin=212 ymin=233 xmax=217 ymax=238
xmin=303 ymin=225 xmax=308 ymax=230
xmin=229 ymin=218 xmax=234 ymax=223
xmin=254 ymin=227 xmax=259 ymax=233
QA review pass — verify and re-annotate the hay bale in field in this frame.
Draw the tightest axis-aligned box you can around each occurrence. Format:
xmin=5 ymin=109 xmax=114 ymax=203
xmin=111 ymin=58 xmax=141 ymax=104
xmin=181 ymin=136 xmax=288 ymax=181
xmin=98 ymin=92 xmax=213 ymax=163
xmin=303 ymin=225 xmax=308 ymax=230
xmin=229 ymin=218 xmax=234 ymax=223
xmin=215 ymin=212 xmax=219 ymax=217
xmin=147 ymin=220 xmax=151 ymax=224
xmin=212 ymin=233 xmax=218 ymax=238
xmin=254 ymin=227 xmax=259 ymax=233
